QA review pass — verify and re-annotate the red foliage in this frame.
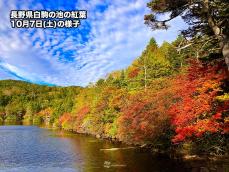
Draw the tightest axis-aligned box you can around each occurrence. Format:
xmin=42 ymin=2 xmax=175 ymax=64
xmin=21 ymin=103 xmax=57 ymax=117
xmin=128 ymin=68 xmax=140 ymax=78
xmin=169 ymin=61 xmax=228 ymax=143
xmin=117 ymin=86 xmax=173 ymax=143
xmin=75 ymin=106 xmax=90 ymax=126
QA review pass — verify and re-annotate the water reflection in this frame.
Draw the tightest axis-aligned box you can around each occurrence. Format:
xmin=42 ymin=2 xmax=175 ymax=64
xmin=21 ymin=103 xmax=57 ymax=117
xmin=0 ymin=126 xmax=228 ymax=172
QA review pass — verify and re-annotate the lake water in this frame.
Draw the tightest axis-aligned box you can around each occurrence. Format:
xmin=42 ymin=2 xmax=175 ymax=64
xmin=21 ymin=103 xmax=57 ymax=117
xmin=0 ymin=125 xmax=228 ymax=172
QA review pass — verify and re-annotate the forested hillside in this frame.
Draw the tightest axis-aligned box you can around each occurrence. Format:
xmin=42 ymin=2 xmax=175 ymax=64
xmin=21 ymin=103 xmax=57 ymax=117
xmin=0 ymin=80 xmax=81 ymax=125
xmin=0 ymin=35 xmax=228 ymax=156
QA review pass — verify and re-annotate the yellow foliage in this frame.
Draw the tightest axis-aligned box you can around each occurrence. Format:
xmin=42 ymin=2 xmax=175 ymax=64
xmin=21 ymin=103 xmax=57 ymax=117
xmin=216 ymin=93 xmax=229 ymax=102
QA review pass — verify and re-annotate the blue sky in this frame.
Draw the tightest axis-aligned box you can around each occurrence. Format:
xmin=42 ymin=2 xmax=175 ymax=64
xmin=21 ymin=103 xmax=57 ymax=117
xmin=0 ymin=0 xmax=186 ymax=86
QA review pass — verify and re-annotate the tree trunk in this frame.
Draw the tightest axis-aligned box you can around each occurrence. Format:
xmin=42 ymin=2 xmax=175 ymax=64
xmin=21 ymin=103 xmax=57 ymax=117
xmin=222 ymin=39 xmax=229 ymax=71
xmin=144 ymin=64 xmax=147 ymax=92
xmin=203 ymin=0 xmax=229 ymax=71
xmin=208 ymin=15 xmax=229 ymax=71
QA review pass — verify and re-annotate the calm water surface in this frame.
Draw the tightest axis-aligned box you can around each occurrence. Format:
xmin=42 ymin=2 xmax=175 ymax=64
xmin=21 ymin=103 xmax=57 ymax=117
xmin=0 ymin=126 xmax=228 ymax=172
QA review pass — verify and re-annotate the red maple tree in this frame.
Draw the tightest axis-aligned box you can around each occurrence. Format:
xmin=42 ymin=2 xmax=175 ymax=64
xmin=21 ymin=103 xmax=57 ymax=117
xmin=169 ymin=61 xmax=229 ymax=143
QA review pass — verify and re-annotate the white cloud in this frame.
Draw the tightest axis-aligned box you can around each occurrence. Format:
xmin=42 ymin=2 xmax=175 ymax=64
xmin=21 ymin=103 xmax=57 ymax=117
xmin=0 ymin=0 xmax=186 ymax=86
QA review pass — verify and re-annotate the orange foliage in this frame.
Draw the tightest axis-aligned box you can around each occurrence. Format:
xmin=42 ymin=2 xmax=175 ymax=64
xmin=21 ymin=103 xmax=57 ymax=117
xmin=76 ymin=106 xmax=90 ymax=122
xmin=59 ymin=112 xmax=73 ymax=125
xmin=37 ymin=108 xmax=53 ymax=117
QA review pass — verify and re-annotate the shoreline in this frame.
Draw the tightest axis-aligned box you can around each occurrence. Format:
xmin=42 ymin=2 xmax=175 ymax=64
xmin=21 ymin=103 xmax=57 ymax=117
xmin=1 ymin=123 xmax=228 ymax=162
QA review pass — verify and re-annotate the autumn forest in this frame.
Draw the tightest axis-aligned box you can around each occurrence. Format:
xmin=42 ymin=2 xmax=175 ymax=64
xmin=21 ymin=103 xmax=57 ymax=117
xmin=0 ymin=0 xmax=229 ymax=158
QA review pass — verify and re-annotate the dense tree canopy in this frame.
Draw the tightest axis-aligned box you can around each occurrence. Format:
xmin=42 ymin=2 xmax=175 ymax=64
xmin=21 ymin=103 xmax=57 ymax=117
xmin=0 ymin=80 xmax=81 ymax=125
xmin=1 ymin=34 xmax=228 ymax=155
xmin=144 ymin=0 xmax=229 ymax=70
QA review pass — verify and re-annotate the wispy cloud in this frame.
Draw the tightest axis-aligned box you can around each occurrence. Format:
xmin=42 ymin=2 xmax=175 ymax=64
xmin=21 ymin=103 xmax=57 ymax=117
xmin=0 ymin=0 xmax=186 ymax=86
